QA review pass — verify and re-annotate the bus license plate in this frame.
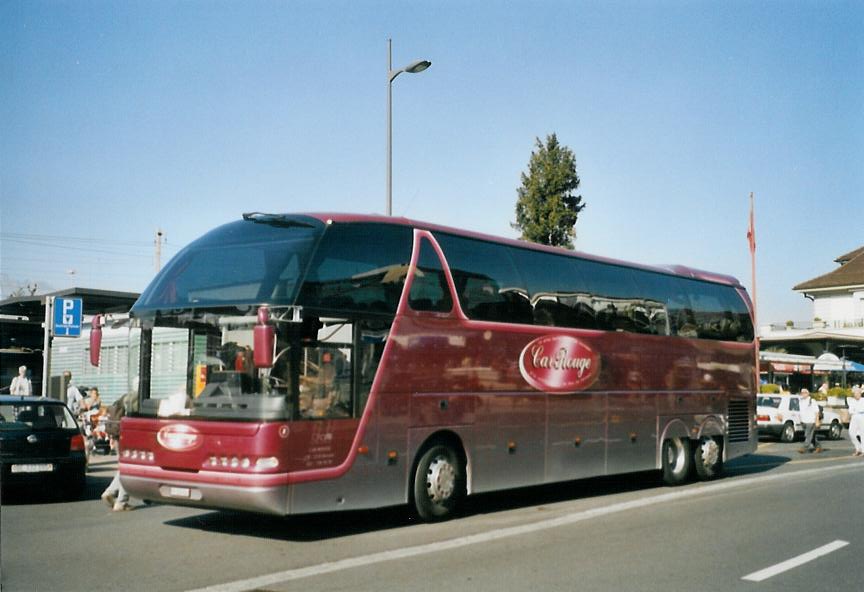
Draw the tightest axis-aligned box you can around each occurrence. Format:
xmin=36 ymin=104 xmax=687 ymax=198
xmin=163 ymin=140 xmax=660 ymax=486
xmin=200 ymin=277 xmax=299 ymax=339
xmin=11 ymin=463 xmax=54 ymax=473
xmin=169 ymin=486 xmax=191 ymax=498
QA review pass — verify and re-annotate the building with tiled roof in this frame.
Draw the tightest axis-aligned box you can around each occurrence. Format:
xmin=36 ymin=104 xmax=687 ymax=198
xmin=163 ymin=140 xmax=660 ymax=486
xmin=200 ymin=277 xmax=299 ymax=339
xmin=759 ymin=246 xmax=864 ymax=389
xmin=793 ymin=247 xmax=864 ymax=322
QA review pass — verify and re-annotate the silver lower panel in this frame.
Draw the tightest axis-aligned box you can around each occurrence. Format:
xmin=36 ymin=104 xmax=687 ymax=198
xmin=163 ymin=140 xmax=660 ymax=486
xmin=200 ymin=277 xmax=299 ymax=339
xmin=122 ymin=474 xmax=289 ymax=515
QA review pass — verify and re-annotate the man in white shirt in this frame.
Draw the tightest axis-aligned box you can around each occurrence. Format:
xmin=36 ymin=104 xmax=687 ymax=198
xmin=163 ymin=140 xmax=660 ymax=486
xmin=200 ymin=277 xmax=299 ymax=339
xmin=10 ymin=365 xmax=32 ymax=396
xmin=64 ymin=370 xmax=84 ymax=415
xmin=847 ymin=385 xmax=864 ymax=457
xmin=798 ymin=389 xmax=823 ymax=454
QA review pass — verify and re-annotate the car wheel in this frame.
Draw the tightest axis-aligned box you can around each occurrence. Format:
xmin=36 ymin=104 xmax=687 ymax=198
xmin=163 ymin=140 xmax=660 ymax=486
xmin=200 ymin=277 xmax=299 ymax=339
xmin=693 ymin=436 xmax=723 ymax=481
xmin=662 ymin=438 xmax=692 ymax=486
xmin=412 ymin=444 xmax=465 ymax=521
xmin=779 ymin=422 xmax=795 ymax=443
xmin=829 ymin=420 xmax=842 ymax=440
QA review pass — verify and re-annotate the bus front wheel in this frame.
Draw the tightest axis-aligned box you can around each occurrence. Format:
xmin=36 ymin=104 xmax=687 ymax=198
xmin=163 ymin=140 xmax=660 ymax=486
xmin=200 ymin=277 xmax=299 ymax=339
xmin=661 ymin=438 xmax=692 ymax=486
xmin=412 ymin=444 xmax=464 ymax=521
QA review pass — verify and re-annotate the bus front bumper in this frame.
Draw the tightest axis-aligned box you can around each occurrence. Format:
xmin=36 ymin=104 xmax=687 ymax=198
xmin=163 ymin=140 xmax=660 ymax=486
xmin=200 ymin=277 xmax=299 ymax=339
xmin=120 ymin=464 xmax=289 ymax=515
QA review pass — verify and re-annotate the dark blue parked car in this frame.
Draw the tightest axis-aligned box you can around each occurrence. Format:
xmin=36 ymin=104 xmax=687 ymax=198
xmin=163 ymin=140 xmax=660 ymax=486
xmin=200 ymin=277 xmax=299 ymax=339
xmin=0 ymin=395 xmax=87 ymax=499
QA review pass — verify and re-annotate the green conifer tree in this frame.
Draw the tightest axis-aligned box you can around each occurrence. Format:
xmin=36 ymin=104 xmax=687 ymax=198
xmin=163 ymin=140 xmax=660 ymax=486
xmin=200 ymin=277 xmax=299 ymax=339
xmin=514 ymin=134 xmax=585 ymax=249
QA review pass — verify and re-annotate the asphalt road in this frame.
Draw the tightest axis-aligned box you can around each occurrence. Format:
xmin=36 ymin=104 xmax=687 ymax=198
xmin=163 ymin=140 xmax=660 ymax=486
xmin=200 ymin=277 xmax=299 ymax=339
xmin=2 ymin=437 xmax=863 ymax=592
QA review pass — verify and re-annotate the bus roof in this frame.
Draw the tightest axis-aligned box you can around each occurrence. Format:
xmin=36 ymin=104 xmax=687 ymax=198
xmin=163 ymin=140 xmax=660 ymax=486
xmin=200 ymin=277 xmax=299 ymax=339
xmin=281 ymin=212 xmax=745 ymax=289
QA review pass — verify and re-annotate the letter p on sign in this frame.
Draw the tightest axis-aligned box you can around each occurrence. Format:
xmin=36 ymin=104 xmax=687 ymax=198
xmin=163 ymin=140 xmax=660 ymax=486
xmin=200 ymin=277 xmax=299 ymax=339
xmin=63 ymin=299 xmax=75 ymax=325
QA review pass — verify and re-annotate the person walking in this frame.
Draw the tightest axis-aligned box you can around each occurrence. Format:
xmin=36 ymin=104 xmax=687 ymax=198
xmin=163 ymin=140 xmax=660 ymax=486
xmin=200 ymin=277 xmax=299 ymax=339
xmin=101 ymin=388 xmax=138 ymax=511
xmin=847 ymin=385 xmax=864 ymax=457
xmin=63 ymin=371 xmax=84 ymax=415
xmin=9 ymin=366 xmax=32 ymax=396
xmin=798 ymin=389 xmax=823 ymax=454
xmin=101 ymin=472 xmax=133 ymax=512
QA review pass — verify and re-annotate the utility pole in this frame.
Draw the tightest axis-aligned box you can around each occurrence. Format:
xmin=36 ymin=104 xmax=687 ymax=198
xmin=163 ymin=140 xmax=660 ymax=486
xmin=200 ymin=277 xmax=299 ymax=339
xmin=154 ymin=229 xmax=165 ymax=272
xmin=41 ymin=296 xmax=53 ymax=397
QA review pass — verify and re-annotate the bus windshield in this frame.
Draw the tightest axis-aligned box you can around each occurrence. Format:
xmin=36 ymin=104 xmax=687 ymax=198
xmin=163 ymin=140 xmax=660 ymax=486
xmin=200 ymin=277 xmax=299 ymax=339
xmin=132 ymin=308 xmax=387 ymax=422
xmin=133 ymin=217 xmax=415 ymax=317
xmin=133 ymin=216 xmax=324 ymax=312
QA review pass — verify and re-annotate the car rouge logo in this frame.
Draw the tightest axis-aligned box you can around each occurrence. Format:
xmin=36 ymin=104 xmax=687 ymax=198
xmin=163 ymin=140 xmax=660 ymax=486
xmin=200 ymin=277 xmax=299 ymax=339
xmin=156 ymin=424 xmax=202 ymax=452
xmin=519 ymin=335 xmax=600 ymax=394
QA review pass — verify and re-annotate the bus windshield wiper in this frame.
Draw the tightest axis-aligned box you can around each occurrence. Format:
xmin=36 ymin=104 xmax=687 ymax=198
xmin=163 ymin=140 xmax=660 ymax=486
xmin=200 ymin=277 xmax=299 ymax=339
xmin=242 ymin=212 xmax=317 ymax=228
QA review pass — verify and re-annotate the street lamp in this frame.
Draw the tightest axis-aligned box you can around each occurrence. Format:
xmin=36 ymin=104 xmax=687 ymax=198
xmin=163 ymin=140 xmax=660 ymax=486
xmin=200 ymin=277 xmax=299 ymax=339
xmin=387 ymin=38 xmax=431 ymax=216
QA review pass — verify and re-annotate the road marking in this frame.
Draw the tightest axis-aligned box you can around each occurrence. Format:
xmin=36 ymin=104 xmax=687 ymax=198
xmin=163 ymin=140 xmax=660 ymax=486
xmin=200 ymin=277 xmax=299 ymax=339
xmin=742 ymin=540 xmax=850 ymax=582
xmin=185 ymin=463 xmax=864 ymax=592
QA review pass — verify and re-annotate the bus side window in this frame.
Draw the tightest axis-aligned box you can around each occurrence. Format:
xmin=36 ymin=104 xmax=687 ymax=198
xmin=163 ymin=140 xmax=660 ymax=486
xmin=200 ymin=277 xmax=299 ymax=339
xmin=356 ymin=320 xmax=387 ymax=415
xmin=434 ymin=233 xmax=531 ymax=324
xmin=298 ymin=323 xmax=353 ymax=420
xmin=298 ymin=223 xmax=414 ymax=315
xmin=408 ymin=238 xmax=453 ymax=313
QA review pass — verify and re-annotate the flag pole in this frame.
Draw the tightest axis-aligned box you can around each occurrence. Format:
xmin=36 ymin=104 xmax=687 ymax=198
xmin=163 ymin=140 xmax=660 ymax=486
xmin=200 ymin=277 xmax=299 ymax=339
xmin=748 ymin=192 xmax=760 ymax=390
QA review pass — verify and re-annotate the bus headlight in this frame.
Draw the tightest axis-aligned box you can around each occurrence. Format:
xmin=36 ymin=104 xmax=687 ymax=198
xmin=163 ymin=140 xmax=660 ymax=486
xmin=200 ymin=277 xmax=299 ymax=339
xmin=255 ymin=457 xmax=279 ymax=470
xmin=203 ymin=456 xmax=261 ymax=471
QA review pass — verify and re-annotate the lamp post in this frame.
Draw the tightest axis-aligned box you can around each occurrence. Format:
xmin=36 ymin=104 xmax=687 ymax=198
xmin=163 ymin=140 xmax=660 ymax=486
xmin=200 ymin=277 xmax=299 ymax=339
xmin=387 ymin=38 xmax=431 ymax=216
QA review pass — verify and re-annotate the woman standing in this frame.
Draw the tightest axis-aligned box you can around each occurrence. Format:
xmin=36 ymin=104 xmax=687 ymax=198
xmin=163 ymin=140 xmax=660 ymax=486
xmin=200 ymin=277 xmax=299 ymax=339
xmin=847 ymin=385 xmax=864 ymax=456
xmin=9 ymin=366 xmax=32 ymax=396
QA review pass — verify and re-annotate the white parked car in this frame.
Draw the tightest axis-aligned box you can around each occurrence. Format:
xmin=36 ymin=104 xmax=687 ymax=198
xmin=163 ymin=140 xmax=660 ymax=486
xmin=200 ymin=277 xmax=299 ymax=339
xmin=756 ymin=394 xmax=843 ymax=442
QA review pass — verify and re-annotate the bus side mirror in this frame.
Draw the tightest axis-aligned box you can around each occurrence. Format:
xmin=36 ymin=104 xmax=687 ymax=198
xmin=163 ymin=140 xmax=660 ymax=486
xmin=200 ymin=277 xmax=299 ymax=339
xmin=254 ymin=307 xmax=274 ymax=368
xmin=90 ymin=314 xmax=103 ymax=367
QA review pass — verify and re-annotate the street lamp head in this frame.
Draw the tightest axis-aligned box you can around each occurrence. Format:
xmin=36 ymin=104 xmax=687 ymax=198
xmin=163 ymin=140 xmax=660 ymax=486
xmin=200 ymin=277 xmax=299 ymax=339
xmin=405 ymin=59 xmax=431 ymax=74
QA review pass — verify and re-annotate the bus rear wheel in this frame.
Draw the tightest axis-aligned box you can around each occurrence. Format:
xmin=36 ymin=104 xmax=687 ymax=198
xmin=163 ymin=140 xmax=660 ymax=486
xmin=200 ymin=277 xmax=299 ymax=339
xmin=693 ymin=436 xmax=723 ymax=480
xmin=412 ymin=444 xmax=464 ymax=521
xmin=661 ymin=438 xmax=692 ymax=486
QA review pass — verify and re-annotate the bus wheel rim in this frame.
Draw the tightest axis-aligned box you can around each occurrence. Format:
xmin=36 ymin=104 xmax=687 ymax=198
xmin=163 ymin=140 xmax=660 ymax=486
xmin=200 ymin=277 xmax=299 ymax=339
xmin=668 ymin=439 xmax=686 ymax=474
xmin=699 ymin=438 xmax=720 ymax=467
xmin=426 ymin=455 xmax=456 ymax=503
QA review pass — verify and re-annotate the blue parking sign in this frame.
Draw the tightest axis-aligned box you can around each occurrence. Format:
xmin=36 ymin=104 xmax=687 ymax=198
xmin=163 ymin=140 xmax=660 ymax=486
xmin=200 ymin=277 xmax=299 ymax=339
xmin=53 ymin=297 xmax=83 ymax=337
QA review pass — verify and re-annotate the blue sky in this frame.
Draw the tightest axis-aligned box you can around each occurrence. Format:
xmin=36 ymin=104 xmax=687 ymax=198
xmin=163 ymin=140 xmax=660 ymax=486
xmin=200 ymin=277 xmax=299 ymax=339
xmin=2 ymin=1 xmax=862 ymax=326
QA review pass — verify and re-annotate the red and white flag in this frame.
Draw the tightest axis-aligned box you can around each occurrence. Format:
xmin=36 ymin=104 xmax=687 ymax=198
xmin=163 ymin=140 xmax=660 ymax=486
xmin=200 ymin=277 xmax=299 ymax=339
xmin=747 ymin=192 xmax=759 ymax=383
xmin=747 ymin=192 xmax=756 ymax=255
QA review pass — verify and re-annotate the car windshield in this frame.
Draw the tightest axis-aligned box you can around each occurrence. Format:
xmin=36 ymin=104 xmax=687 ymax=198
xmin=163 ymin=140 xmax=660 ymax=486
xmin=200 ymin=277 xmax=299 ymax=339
xmin=0 ymin=403 xmax=77 ymax=429
xmin=757 ymin=396 xmax=781 ymax=408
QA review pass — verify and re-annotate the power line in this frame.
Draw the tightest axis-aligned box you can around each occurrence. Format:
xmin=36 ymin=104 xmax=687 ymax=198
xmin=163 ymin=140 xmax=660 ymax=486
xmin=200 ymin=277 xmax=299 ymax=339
xmin=1 ymin=234 xmax=179 ymax=252
xmin=2 ymin=237 xmax=162 ymax=257
xmin=2 ymin=232 xmax=176 ymax=248
xmin=5 ymin=254 xmax=153 ymax=266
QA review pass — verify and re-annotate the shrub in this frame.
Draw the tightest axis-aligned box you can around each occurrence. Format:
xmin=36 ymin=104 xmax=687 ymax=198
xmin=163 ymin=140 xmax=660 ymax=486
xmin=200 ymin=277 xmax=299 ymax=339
xmin=760 ymin=384 xmax=781 ymax=394
xmin=828 ymin=386 xmax=851 ymax=399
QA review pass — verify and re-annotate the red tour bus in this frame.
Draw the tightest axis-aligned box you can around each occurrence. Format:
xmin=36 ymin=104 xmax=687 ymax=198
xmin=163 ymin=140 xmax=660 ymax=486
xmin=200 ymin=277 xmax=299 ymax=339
xmin=116 ymin=213 xmax=756 ymax=520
